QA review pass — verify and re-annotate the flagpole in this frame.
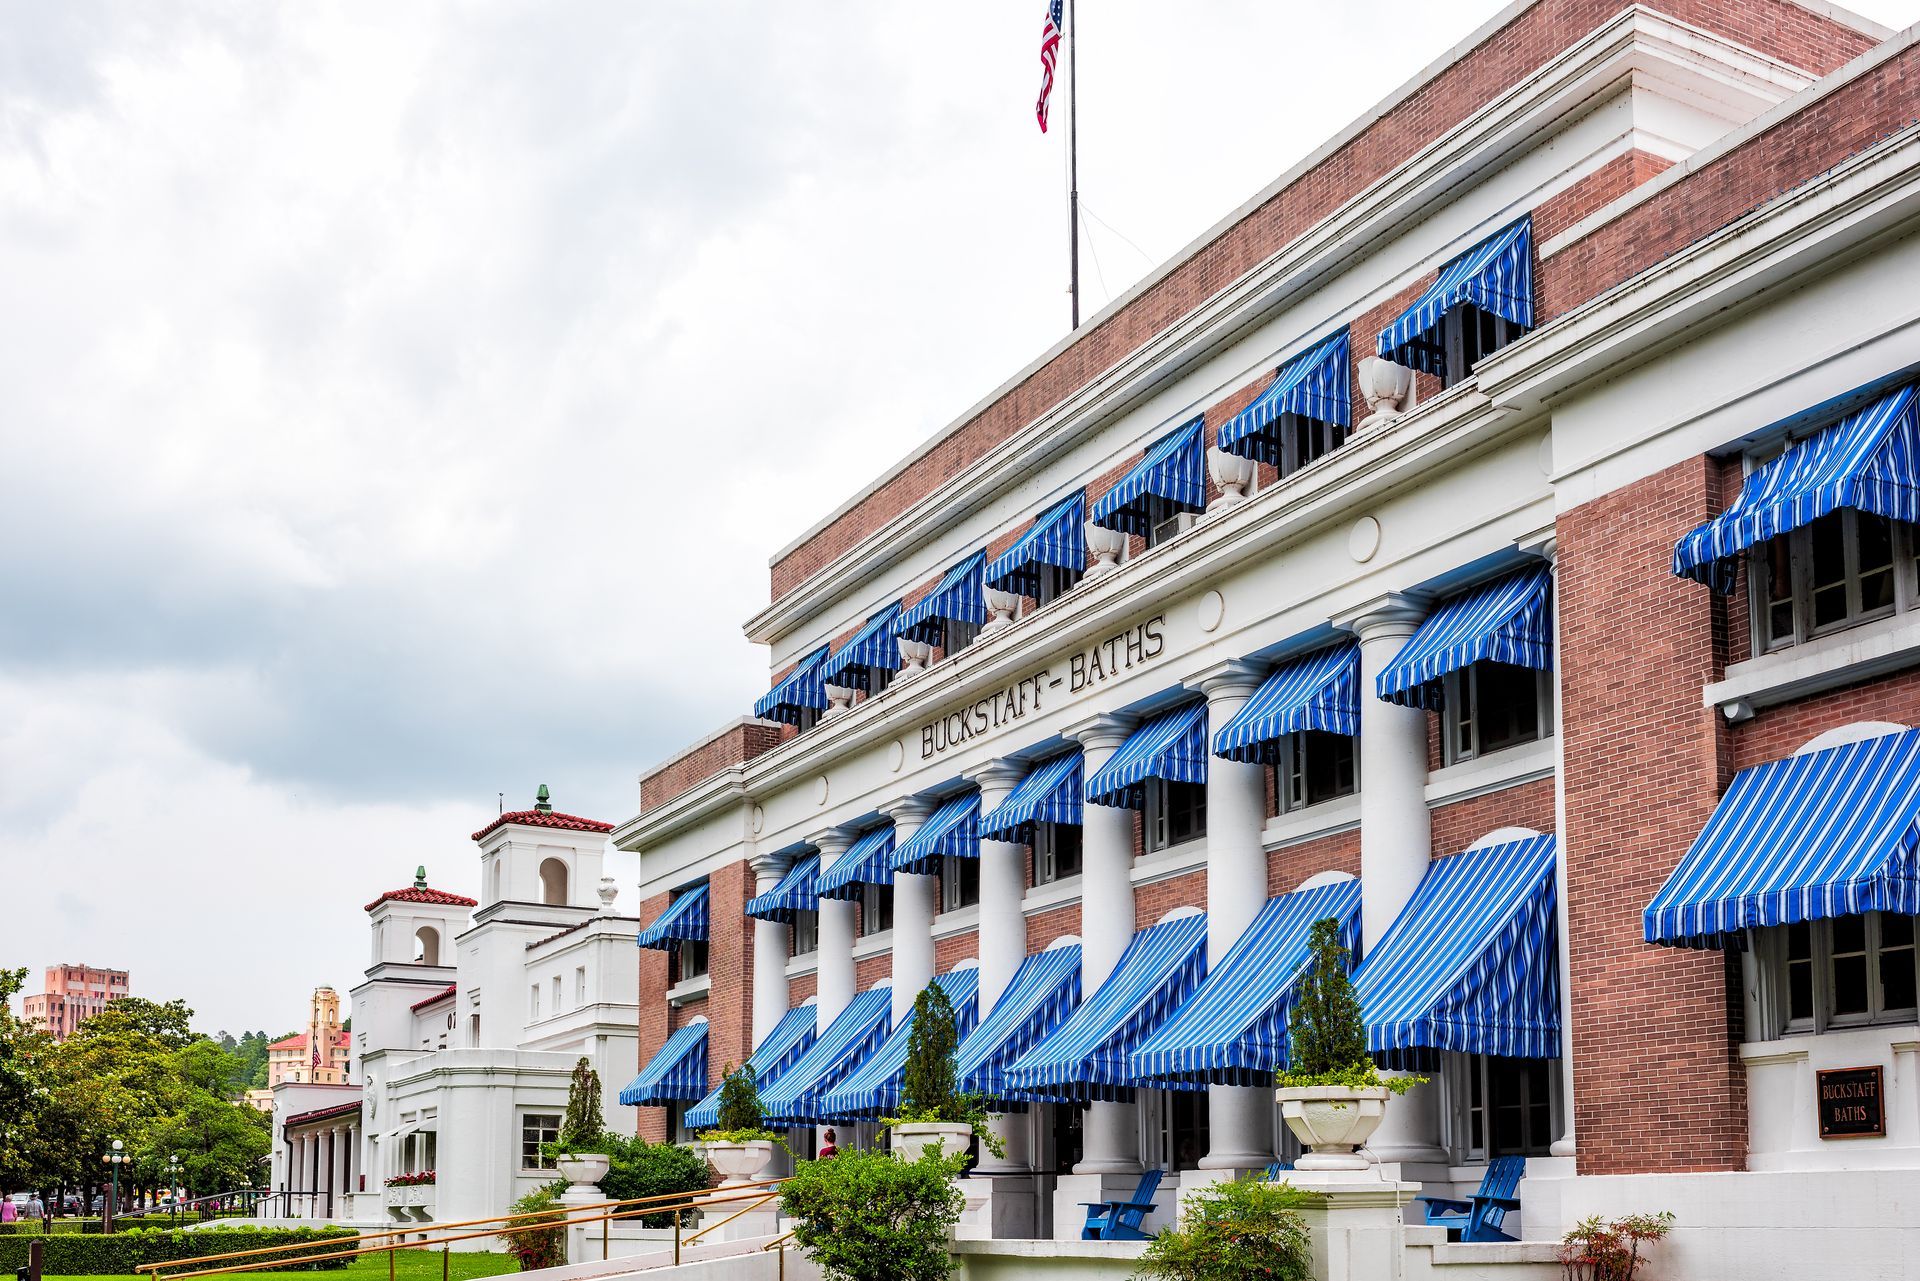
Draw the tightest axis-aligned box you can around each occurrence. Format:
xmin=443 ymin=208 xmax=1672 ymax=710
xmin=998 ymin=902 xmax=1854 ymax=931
xmin=1067 ymin=0 xmax=1079 ymax=330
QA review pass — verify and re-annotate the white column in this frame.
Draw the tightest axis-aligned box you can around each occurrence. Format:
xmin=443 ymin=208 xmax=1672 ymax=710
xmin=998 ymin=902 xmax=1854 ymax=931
xmin=810 ymin=828 xmax=858 ymax=1025
xmin=347 ymin=1123 xmax=359 ymax=1205
xmin=885 ymin=797 xmax=939 ymax=1026
xmin=1530 ymin=533 xmax=1577 ymax=1158
xmin=1335 ymin=593 xmax=1447 ymax=1166
xmin=750 ymin=852 xmax=793 ymax=1049
xmin=1065 ymin=713 xmax=1142 ymax=1175
xmin=967 ymin=758 xmax=1035 ymax=1175
xmin=1188 ymin=660 xmax=1274 ymax=1171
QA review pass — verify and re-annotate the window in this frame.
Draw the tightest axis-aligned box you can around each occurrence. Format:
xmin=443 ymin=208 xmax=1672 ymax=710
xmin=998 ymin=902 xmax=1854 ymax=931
xmin=521 ymin=1114 xmax=561 ymax=1170
xmin=941 ymin=615 xmax=980 ymax=658
xmin=1439 ymin=304 xmax=1526 ymax=389
xmin=1458 ymin=1056 xmax=1555 ymax=1159
xmin=1034 ymin=823 xmax=1083 ymax=884
xmin=551 ymin=975 xmax=562 ymax=1011
xmin=469 ymin=1013 xmax=480 ymax=1044
xmin=1152 ymin=1089 xmax=1209 ymax=1172
xmin=1031 ymin=564 xmax=1078 ymax=611
xmin=1144 ymin=780 xmax=1207 ymax=852
xmin=793 ymin=705 xmax=823 ymax=733
xmin=1274 ymin=731 xmax=1358 ymax=812
xmin=1749 ymin=511 xmax=1914 ymax=654
xmin=867 ymin=663 xmax=893 ymax=697
xmin=673 ymin=940 xmax=710 ymax=985
xmin=941 ymin=856 xmax=980 ymax=912
xmin=1441 ymin=662 xmax=1554 ymax=765
xmin=860 ymin=883 xmax=894 ymax=936
xmin=1275 ymin=412 xmax=1350 ymax=478
xmin=790 ymin=909 xmax=819 ymax=958
xmin=528 ymin=985 xmax=540 ymax=1021
xmin=575 ymin=967 xmax=588 ymax=1005
xmin=1767 ymin=914 xmax=1920 ymax=1035
xmin=1142 ymin=495 xmax=1195 ymax=549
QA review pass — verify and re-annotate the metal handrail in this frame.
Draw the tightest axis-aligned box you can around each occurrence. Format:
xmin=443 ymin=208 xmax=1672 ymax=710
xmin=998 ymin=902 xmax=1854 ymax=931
xmin=136 ymin=1179 xmax=788 ymax=1278
xmin=680 ymin=1189 xmax=780 ymax=1247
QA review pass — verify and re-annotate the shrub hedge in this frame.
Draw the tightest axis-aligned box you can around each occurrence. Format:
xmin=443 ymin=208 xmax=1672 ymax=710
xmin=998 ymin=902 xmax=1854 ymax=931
xmin=0 ymin=1226 xmax=356 ymax=1275
xmin=0 ymin=1220 xmax=108 ymax=1236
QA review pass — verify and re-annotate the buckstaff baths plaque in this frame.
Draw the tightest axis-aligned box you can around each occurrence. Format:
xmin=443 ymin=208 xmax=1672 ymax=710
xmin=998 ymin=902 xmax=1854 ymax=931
xmin=1816 ymin=1065 xmax=1885 ymax=1139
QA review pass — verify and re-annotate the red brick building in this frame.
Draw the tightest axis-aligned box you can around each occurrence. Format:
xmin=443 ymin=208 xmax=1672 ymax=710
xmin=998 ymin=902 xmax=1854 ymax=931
xmin=620 ymin=0 xmax=1920 ymax=1269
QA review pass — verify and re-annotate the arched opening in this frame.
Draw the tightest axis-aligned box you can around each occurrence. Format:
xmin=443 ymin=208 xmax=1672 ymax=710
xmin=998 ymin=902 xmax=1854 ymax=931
xmin=413 ymin=926 xmax=441 ymax=967
xmin=539 ymin=858 xmax=569 ymax=907
xmin=490 ymin=860 xmax=503 ymax=904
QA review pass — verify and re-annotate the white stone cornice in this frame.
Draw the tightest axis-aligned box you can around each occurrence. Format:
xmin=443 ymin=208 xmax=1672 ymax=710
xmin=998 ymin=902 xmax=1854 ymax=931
xmin=1185 ymin=657 xmax=1268 ymax=702
xmin=748 ymin=850 xmax=792 ymax=884
xmin=963 ymin=758 xmax=1032 ymax=792
xmin=1061 ymin=711 xmax=1138 ymax=754
xmin=1515 ymin=527 xmax=1558 ymax=565
xmin=880 ymin=795 xmax=937 ymax=827
xmin=1332 ymin=591 xmax=1431 ymax=643
xmin=744 ymin=6 xmax=1784 ymax=651
xmin=808 ymin=827 xmax=855 ymax=861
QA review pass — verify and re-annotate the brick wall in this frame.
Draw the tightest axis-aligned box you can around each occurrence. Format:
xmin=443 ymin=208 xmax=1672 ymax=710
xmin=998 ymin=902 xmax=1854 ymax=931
xmin=1559 ymin=455 xmax=1744 ymax=1175
xmin=1027 ymin=904 xmax=1083 ymax=953
xmin=1135 ymin=869 xmax=1209 ymax=932
xmin=640 ymin=722 xmax=787 ymax=812
xmin=634 ymin=892 xmax=672 ymax=1144
xmin=1429 ymin=776 xmax=1558 ymax=856
xmin=935 ymin=929 xmax=983 ymax=971
xmin=788 ymin=971 xmax=818 ymax=1006
xmin=769 ymin=0 xmax=1871 ymax=604
xmin=1733 ymin=668 xmax=1920 ymax=766
xmin=705 ymin=860 xmax=756 ymax=1087
xmin=1267 ymin=828 xmax=1362 ymax=896
xmin=855 ymin=952 xmax=891 ymax=989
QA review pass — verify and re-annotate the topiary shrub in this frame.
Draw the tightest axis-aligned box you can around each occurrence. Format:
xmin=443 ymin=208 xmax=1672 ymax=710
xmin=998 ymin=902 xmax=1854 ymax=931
xmin=552 ymin=1057 xmax=611 ymax=1156
xmin=700 ymin=1062 xmax=775 ymax=1143
xmin=1275 ymin=918 xmax=1423 ymax=1094
xmin=600 ymin=1135 xmax=710 ymax=1228
xmin=1134 ymin=1178 xmax=1314 ymax=1281
xmin=888 ymin=983 xmax=1002 ymax=1157
xmin=780 ymin=1147 xmax=965 ymax=1281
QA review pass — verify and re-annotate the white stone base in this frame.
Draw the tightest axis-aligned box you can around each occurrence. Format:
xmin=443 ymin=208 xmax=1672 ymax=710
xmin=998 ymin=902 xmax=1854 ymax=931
xmin=1287 ymin=1166 xmax=1422 ymax=1281
xmin=954 ymin=1173 xmax=1038 ymax=1240
xmin=1051 ymin=1172 xmax=1175 ymax=1242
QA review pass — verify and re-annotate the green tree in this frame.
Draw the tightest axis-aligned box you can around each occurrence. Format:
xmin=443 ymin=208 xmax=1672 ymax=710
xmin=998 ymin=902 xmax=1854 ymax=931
xmin=558 ymin=1057 xmax=605 ymax=1148
xmin=780 ymin=1147 xmax=965 ymax=1281
xmin=712 ymin=1063 xmax=764 ymax=1135
xmin=0 ymin=967 xmax=55 ymax=1193
xmin=146 ymin=1091 xmax=272 ymax=1194
xmin=899 ymin=984 xmax=959 ymax=1121
xmin=1285 ymin=918 xmax=1367 ymax=1076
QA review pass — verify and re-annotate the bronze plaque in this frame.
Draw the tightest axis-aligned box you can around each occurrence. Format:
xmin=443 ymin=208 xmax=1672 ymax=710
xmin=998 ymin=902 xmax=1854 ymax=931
xmin=1817 ymin=1065 xmax=1885 ymax=1140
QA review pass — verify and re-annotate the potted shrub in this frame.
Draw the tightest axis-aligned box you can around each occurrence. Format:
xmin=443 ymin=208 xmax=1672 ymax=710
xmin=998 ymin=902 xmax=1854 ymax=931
xmin=548 ymin=1057 xmax=614 ymax=1190
xmin=696 ymin=1063 xmax=781 ymax=1186
xmin=1273 ymin=918 xmax=1423 ymax=1170
xmin=884 ymin=984 xmax=1003 ymax=1164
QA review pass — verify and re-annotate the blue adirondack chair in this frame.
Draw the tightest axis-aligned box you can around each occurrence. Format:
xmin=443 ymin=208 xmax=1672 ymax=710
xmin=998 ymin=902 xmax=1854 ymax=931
xmin=1416 ymin=1154 xmax=1526 ymax=1242
xmin=1080 ymin=1168 xmax=1165 ymax=1241
xmin=1261 ymin=1161 xmax=1295 ymax=1182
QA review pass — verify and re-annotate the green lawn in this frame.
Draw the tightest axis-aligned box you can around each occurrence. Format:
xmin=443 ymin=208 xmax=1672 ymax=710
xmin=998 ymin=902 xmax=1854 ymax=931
xmin=46 ymin=1251 xmax=521 ymax=1281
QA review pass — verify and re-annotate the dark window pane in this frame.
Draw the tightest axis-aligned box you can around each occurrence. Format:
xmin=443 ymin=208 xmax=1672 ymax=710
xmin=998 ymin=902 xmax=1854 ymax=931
xmin=1164 ymin=781 xmax=1208 ymax=845
xmin=1051 ymin=824 xmax=1083 ymax=879
xmin=1786 ymin=922 xmax=1815 ymax=1022
xmin=1832 ymin=916 xmax=1870 ymax=1017
xmin=1302 ymin=731 xmax=1358 ymax=805
xmin=1858 ymin=513 xmax=1895 ymax=613
xmin=1762 ymin=537 xmax=1796 ymax=647
xmin=1810 ymin=514 xmax=1850 ymax=628
xmin=1473 ymin=662 xmax=1543 ymax=755
xmin=1881 ymin=915 xmax=1917 ymax=1013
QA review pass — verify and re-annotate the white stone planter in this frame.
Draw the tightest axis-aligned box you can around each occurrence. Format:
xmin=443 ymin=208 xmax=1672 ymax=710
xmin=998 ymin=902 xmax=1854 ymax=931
xmin=890 ymin=1121 xmax=974 ymax=1164
xmin=1084 ymin=522 xmax=1127 ymax=577
xmin=699 ymin=1140 xmax=777 ymax=1187
xmin=981 ymin=588 xmax=1022 ymax=635
xmin=1206 ymin=446 xmax=1255 ymax=511
xmin=556 ymin=1153 xmax=611 ymax=1190
xmin=1276 ymin=1085 xmax=1391 ymax=1170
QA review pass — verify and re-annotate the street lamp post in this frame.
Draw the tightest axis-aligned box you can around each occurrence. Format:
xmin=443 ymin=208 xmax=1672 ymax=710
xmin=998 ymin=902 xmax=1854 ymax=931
xmin=166 ymin=1156 xmax=182 ymax=1226
xmin=101 ymin=1140 xmax=128 ymax=1233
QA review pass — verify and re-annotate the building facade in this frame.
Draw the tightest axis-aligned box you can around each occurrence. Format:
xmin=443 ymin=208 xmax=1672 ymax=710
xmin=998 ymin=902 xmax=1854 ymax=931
xmin=268 ymin=791 xmax=642 ymax=1232
xmin=266 ymin=988 xmax=353 ymax=1087
xmin=22 ymin=964 xmax=128 ymax=1041
xmin=619 ymin=0 xmax=1920 ymax=1271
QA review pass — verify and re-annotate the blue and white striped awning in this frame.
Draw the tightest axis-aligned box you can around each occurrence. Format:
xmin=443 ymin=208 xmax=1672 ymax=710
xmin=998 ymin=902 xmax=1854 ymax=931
xmin=986 ymin=491 xmax=1087 ymax=596
xmin=956 ymin=945 xmax=1082 ymax=1101
xmin=635 ymin=884 xmax=710 ymax=952
xmin=758 ymin=987 xmax=893 ymax=1125
xmin=1002 ymin=913 xmax=1209 ymax=1102
xmin=891 ymin=791 xmax=982 ymax=876
xmin=1216 ymin=330 xmax=1352 ymax=463
xmin=818 ymin=603 xmax=904 ymax=691
xmin=894 ymin=551 xmax=988 ymax=645
xmin=754 ymin=643 xmax=833 ymax=725
xmin=1375 ymin=565 xmax=1553 ymax=709
xmin=1085 ymin=701 xmax=1209 ymax=809
xmin=815 ymin=824 xmax=897 ymax=900
xmin=1673 ymin=382 xmax=1920 ymax=593
xmin=1354 ymin=834 xmax=1560 ymax=1060
xmin=1089 ymin=417 xmax=1207 ymax=536
xmin=979 ymin=751 xmax=1084 ymax=843
xmin=684 ymin=1004 xmax=820 ymax=1130
xmin=744 ymin=855 xmax=820 ymax=924
xmin=619 ymin=1020 xmax=709 ymax=1106
xmin=819 ymin=969 xmax=982 ymax=1118
xmin=1645 ymin=728 xmax=1920 ymax=947
xmin=1131 ymin=880 xmax=1361 ymax=1085
xmin=1376 ymin=216 xmax=1534 ymax=376
xmin=1213 ymin=644 xmax=1360 ymax=762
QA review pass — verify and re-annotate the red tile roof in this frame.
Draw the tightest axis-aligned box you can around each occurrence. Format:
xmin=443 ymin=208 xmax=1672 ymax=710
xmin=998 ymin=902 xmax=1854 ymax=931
xmin=410 ymin=984 xmax=457 ymax=1012
xmin=471 ymin=809 xmax=614 ymax=842
xmin=285 ymin=1100 xmax=362 ymax=1129
xmin=363 ymin=885 xmax=480 ymax=913
xmin=269 ymin=1031 xmax=352 ymax=1052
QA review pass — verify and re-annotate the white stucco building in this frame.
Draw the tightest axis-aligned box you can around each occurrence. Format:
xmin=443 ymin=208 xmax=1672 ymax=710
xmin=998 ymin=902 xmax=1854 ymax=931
xmin=269 ymin=789 xmax=640 ymax=1231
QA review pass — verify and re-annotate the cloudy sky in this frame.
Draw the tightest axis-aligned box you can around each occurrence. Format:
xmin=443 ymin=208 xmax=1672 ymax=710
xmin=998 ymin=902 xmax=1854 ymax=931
xmin=2 ymin=1 xmax=1908 ymax=1036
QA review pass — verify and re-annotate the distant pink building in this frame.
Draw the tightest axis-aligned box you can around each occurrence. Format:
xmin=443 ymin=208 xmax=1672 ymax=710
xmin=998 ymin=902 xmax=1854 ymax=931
xmin=22 ymin=964 xmax=128 ymax=1041
xmin=268 ymin=988 xmax=352 ymax=1086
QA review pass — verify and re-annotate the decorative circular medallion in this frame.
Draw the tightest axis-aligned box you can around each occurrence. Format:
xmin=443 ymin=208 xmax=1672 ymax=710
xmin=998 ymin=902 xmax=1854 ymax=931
xmin=750 ymin=804 xmax=766 ymax=835
xmin=1348 ymin=515 xmax=1382 ymax=563
xmin=814 ymin=776 xmax=829 ymax=805
xmin=888 ymin=739 xmax=905 ymax=772
xmin=1197 ymin=589 xmax=1225 ymax=633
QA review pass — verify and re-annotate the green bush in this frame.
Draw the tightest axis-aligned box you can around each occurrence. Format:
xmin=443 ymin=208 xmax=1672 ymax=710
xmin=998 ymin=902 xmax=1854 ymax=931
xmin=1134 ymin=1178 xmax=1314 ymax=1281
xmin=703 ymin=1062 xmax=773 ymax=1141
xmin=780 ymin=1147 xmax=964 ymax=1281
xmin=599 ymin=1136 xmax=709 ymax=1228
xmin=0 ymin=1219 xmax=106 ymax=1235
xmin=0 ymin=1226 xmax=355 ymax=1275
xmin=1275 ymin=918 xmax=1424 ymax=1095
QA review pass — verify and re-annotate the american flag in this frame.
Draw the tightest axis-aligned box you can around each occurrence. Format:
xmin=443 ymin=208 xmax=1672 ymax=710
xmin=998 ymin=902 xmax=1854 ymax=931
xmin=1036 ymin=0 xmax=1064 ymax=133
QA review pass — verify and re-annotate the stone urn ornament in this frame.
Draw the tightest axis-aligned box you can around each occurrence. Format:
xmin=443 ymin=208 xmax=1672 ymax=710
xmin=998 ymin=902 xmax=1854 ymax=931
xmin=889 ymin=1121 xmax=974 ymax=1165
xmin=698 ymin=1139 xmax=778 ymax=1187
xmin=555 ymin=1152 xmax=612 ymax=1191
xmin=1275 ymin=1085 xmax=1392 ymax=1170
